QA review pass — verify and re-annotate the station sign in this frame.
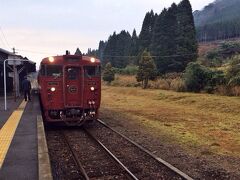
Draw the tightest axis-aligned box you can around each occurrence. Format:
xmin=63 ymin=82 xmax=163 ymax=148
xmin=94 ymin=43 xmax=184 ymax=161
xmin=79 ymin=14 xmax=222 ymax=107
xmin=8 ymin=60 xmax=22 ymax=65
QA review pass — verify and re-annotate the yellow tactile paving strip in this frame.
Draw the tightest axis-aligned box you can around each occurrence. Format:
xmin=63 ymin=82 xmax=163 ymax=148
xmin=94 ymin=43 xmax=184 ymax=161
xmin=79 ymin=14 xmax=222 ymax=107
xmin=0 ymin=100 xmax=27 ymax=169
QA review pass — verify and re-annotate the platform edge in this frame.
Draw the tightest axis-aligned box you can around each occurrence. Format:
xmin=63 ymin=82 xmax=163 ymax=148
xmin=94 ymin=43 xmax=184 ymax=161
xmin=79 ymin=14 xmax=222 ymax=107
xmin=37 ymin=115 xmax=53 ymax=180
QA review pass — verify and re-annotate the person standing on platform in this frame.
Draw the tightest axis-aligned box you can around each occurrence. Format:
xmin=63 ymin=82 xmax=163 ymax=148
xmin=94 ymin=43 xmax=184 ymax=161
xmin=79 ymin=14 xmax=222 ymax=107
xmin=22 ymin=76 xmax=31 ymax=101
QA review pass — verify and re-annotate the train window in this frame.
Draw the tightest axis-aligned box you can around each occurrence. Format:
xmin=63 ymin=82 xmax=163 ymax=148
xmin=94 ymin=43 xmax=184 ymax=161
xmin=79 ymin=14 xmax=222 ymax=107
xmin=65 ymin=57 xmax=80 ymax=62
xmin=40 ymin=65 xmax=45 ymax=75
xmin=96 ymin=66 xmax=101 ymax=75
xmin=66 ymin=67 xmax=80 ymax=80
xmin=46 ymin=65 xmax=62 ymax=77
xmin=84 ymin=66 xmax=101 ymax=78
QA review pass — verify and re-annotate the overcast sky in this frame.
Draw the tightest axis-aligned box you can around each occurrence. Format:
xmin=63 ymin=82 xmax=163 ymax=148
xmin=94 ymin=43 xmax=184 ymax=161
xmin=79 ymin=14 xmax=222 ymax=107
xmin=0 ymin=0 xmax=214 ymax=67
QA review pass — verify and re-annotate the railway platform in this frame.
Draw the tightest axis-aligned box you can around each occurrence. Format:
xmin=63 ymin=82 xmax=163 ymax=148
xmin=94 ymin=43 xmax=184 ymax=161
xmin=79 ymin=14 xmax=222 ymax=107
xmin=0 ymin=95 xmax=52 ymax=180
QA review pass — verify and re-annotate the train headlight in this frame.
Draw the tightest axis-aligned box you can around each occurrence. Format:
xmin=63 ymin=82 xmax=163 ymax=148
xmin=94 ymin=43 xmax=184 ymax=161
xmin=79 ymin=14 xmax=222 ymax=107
xmin=49 ymin=57 xmax=54 ymax=63
xmin=90 ymin=87 xmax=95 ymax=91
xmin=90 ymin=57 xmax=95 ymax=63
xmin=50 ymin=87 xmax=56 ymax=92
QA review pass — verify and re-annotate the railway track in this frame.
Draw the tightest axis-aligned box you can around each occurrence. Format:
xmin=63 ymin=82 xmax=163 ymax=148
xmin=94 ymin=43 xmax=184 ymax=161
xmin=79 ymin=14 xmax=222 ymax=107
xmin=46 ymin=120 xmax=193 ymax=179
xmin=85 ymin=120 xmax=193 ymax=180
xmin=47 ymin=128 xmax=134 ymax=179
xmin=46 ymin=129 xmax=85 ymax=179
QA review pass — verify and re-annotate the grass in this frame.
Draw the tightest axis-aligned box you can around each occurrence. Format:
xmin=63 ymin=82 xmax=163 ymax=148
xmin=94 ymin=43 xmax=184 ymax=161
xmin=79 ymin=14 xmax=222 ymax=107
xmin=110 ymin=74 xmax=181 ymax=90
xmin=100 ymin=85 xmax=240 ymax=157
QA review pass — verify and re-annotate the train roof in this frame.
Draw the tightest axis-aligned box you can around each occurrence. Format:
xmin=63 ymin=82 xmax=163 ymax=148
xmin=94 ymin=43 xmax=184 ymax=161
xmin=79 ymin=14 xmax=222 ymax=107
xmin=40 ymin=55 xmax=100 ymax=65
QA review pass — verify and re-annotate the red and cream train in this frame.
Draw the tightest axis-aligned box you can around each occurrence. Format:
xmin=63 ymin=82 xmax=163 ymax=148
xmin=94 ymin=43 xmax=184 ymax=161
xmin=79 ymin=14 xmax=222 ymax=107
xmin=38 ymin=52 xmax=101 ymax=125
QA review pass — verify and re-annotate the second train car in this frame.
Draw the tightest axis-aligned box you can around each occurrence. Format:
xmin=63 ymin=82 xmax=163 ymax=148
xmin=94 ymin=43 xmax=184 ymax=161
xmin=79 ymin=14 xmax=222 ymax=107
xmin=38 ymin=52 xmax=101 ymax=125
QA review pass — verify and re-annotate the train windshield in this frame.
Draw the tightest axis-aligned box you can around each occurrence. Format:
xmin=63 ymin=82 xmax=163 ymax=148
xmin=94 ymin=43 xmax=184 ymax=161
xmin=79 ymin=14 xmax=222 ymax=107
xmin=46 ymin=65 xmax=62 ymax=77
xmin=66 ymin=67 xmax=80 ymax=80
xmin=84 ymin=66 xmax=101 ymax=78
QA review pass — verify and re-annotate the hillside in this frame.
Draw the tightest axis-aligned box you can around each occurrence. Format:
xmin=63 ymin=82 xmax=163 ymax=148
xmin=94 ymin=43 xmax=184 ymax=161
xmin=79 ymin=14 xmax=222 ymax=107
xmin=193 ymin=0 xmax=240 ymax=41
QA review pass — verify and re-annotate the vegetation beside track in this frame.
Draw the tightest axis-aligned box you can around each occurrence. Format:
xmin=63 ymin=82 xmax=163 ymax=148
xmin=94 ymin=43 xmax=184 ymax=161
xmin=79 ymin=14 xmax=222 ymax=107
xmin=100 ymin=85 xmax=240 ymax=157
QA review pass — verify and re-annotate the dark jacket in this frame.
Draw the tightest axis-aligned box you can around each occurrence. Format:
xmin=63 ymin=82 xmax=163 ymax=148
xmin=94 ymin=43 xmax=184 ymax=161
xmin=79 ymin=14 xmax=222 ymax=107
xmin=22 ymin=79 xmax=31 ymax=91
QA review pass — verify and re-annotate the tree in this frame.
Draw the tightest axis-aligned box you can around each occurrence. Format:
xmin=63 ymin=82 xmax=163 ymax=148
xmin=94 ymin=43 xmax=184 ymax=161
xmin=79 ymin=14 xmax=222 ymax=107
xmin=103 ymin=31 xmax=132 ymax=68
xmin=184 ymin=62 xmax=210 ymax=92
xmin=136 ymin=50 xmax=157 ymax=89
xmin=75 ymin=48 xmax=82 ymax=56
xmin=194 ymin=0 xmax=240 ymax=41
xmin=151 ymin=4 xmax=179 ymax=73
xmin=226 ymin=55 xmax=240 ymax=86
xmin=87 ymin=48 xmax=98 ymax=57
xmin=205 ymin=70 xmax=226 ymax=93
xmin=130 ymin=29 xmax=139 ymax=65
xmin=176 ymin=0 xmax=198 ymax=70
xmin=98 ymin=40 xmax=107 ymax=61
xmin=102 ymin=32 xmax=117 ymax=66
xmin=94 ymin=0 xmax=198 ymax=74
xmin=139 ymin=10 xmax=157 ymax=52
xmin=103 ymin=62 xmax=115 ymax=84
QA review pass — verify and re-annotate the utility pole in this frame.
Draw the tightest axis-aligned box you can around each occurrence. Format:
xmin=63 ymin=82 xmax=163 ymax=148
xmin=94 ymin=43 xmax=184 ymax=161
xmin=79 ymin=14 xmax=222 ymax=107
xmin=13 ymin=47 xmax=17 ymax=102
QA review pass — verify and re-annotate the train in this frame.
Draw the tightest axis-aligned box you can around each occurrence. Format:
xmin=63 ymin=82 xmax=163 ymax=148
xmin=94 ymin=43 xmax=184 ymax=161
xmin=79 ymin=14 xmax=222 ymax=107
xmin=38 ymin=51 xmax=101 ymax=125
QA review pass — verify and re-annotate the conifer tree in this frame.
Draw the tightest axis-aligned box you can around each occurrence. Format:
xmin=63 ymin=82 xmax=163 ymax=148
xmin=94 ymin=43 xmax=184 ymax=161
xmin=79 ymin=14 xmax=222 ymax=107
xmin=151 ymin=4 xmax=178 ymax=73
xmin=96 ymin=0 xmax=198 ymax=74
xmin=139 ymin=10 xmax=157 ymax=52
xmin=130 ymin=29 xmax=139 ymax=65
xmin=87 ymin=48 xmax=98 ymax=57
xmin=98 ymin=40 xmax=107 ymax=61
xmin=150 ymin=8 xmax=167 ymax=58
xmin=116 ymin=30 xmax=132 ymax=67
xmin=176 ymin=0 xmax=198 ymax=68
xmin=75 ymin=48 xmax=82 ymax=56
xmin=102 ymin=32 xmax=117 ymax=66
xmin=136 ymin=50 xmax=157 ymax=89
xmin=103 ymin=31 xmax=132 ymax=68
xmin=103 ymin=62 xmax=115 ymax=84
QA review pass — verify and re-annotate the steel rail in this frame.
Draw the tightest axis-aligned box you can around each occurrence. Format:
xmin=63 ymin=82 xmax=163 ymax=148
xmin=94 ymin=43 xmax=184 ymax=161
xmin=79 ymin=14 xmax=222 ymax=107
xmin=84 ymin=128 xmax=139 ymax=180
xmin=97 ymin=119 xmax=194 ymax=180
xmin=61 ymin=131 xmax=90 ymax=180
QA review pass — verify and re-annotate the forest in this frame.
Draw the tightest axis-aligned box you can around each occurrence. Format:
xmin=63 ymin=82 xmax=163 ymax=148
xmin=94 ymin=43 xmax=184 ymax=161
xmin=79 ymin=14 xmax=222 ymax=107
xmin=194 ymin=0 xmax=240 ymax=41
xmin=87 ymin=0 xmax=240 ymax=96
xmin=87 ymin=0 xmax=197 ymax=74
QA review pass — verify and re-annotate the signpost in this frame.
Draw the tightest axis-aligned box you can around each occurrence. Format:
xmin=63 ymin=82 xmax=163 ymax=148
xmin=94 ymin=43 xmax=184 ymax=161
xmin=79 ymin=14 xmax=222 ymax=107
xmin=3 ymin=59 xmax=30 ymax=110
xmin=8 ymin=60 xmax=22 ymax=65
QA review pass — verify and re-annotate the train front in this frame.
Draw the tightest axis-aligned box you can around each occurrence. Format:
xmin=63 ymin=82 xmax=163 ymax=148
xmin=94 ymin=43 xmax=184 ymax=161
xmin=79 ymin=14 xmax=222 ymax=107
xmin=38 ymin=54 xmax=101 ymax=125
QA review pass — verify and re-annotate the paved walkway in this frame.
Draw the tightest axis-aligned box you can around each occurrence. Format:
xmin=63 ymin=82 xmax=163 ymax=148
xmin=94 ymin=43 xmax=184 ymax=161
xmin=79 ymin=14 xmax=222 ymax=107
xmin=0 ymin=94 xmax=41 ymax=180
xmin=0 ymin=96 xmax=23 ymax=129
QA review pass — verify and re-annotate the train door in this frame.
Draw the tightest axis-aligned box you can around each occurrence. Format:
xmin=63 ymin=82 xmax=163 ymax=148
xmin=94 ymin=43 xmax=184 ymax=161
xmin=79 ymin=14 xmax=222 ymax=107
xmin=64 ymin=67 xmax=82 ymax=107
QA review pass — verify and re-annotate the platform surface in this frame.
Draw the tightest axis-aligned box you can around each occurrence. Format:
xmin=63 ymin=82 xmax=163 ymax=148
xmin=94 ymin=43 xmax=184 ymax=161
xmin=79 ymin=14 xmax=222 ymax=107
xmin=0 ymin=95 xmax=41 ymax=180
xmin=0 ymin=97 xmax=23 ymax=128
